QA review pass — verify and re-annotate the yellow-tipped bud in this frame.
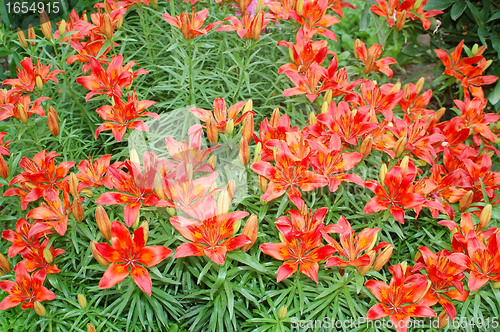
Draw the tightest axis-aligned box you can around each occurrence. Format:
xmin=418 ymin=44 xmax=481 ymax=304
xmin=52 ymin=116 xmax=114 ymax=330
xmin=270 ymin=108 xmax=280 ymax=127
xmin=278 ymin=305 xmax=288 ymax=319
xmin=253 ymin=142 xmax=262 ymax=163
xmin=0 ymin=253 xmax=11 ymax=273
xmin=90 ymin=241 xmax=109 ymax=267
xmin=28 ymin=24 xmax=36 ymax=46
xmin=324 ymin=90 xmax=332 ymax=104
xmin=360 ymin=135 xmax=373 ymax=158
xmin=225 ymin=119 xmax=234 ymax=135
xmin=242 ymin=112 xmax=254 ymax=143
xmin=309 ymin=111 xmax=317 ymax=125
xmin=17 ymin=28 xmax=28 ymax=48
xmin=217 ymin=186 xmax=233 ymax=216
xmin=415 ymin=77 xmax=425 ymax=95
xmin=154 ymin=175 xmax=166 ymax=200
xmin=206 ymin=117 xmax=218 ymax=144
xmin=459 ymin=191 xmax=473 ymax=212
xmin=373 ymin=245 xmax=393 ymax=271
xmin=140 ymin=221 xmax=149 ymax=243
xmin=321 ymin=101 xmax=329 ymax=114
xmin=58 ymin=19 xmax=67 ymax=36
xmin=400 ymin=155 xmax=410 ymax=171
xmin=413 ymin=0 xmax=423 ymax=9
xmin=40 ymin=11 xmax=52 ymax=40
xmin=241 ymin=214 xmax=258 ymax=252
xmin=95 ymin=206 xmax=112 ymax=240
xmin=78 ymin=294 xmax=87 ymax=309
xmin=87 ymin=323 xmax=96 ymax=332
xmin=69 ymin=173 xmax=78 ymax=198
xmin=239 ymin=136 xmax=250 ymax=166
xmin=166 ymin=207 xmax=177 ymax=216
xmin=43 ymin=249 xmax=54 ymax=264
xmin=34 ymin=302 xmax=46 ymax=316
xmin=35 ymin=76 xmax=44 ymax=91
xmin=80 ymin=188 xmax=94 ymax=198
xmin=479 ymin=204 xmax=492 ymax=229
xmin=357 ymin=250 xmax=376 ymax=276
xmin=208 ymin=155 xmax=217 ymax=169
xmin=379 ymin=164 xmax=388 ymax=183
xmin=251 ymin=12 xmax=264 ymax=41
xmin=103 ymin=13 xmax=113 ymax=40
xmin=394 ymin=136 xmax=407 ymax=158
xmin=129 ymin=148 xmax=140 ymax=166
xmin=295 ymin=0 xmax=303 ymax=16
xmin=484 ymin=59 xmax=493 ymax=71
xmin=72 ymin=198 xmax=84 ymax=222
xmin=395 ymin=10 xmax=407 ymax=31
xmin=288 ymin=46 xmax=294 ymax=62
xmin=258 ymin=175 xmax=268 ymax=193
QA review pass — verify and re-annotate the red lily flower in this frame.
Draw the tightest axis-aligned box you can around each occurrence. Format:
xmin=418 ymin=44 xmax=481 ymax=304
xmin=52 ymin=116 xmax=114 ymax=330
xmin=412 ymin=247 xmax=468 ymax=319
xmin=95 ymin=221 xmax=172 ymax=295
xmin=217 ymin=12 xmax=270 ymax=40
xmin=76 ymin=55 xmax=147 ymax=101
xmin=449 ymin=233 xmax=500 ymax=292
xmin=96 ymin=160 xmax=161 ymax=227
xmin=3 ymin=58 xmax=64 ymax=93
xmin=327 ymin=0 xmax=355 ymax=18
xmin=170 ymin=196 xmax=251 ymax=265
xmin=323 ymin=216 xmax=388 ymax=268
xmin=4 ymin=150 xmax=75 ymax=209
xmin=67 ymin=38 xmax=112 ymax=73
xmin=190 ymin=98 xmax=250 ymax=133
xmin=399 ymin=82 xmax=434 ymax=118
xmin=0 ymin=92 xmax=50 ymax=122
xmin=0 ymin=263 xmax=56 ymax=310
xmin=26 ymin=188 xmax=72 ymax=236
xmin=354 ymin=39 xmax=397 ymax=78
xmin=453 ymin=97 xmax=499 ymax=146
xmin=407 ymin=0 xmax=443 ymax=30
xmin=460 ymin=153 xmax=500 ymax=202
xmin=307 ymin=135 xmax=364 ymax=192
xmin=282 ymin=63 xmax=328 ymax=102
xmin=260 ymin=226 xmax=335 ymax=283
xmin=290 ymin=0 xmax=341 ymax=40
xmin=359 ymin=80 xmax=404 ymax=122
xmin=2 ymin=218 xmax=52 ymax=258
xmin=53 ymin=9 xmax=94 ymax=42
xmin=75 ymin=154 xmax=114 ymax=191
xmin=95 ymin=93 xmax=158 ymax=142
xmin=267 ymin=0 xmax=295 ymax=20
xmin=370 ymin=0 xmax=410 ymax=29
xmin=20 ymin=239 xmax=65 ymax=274
xmin=251 ymin=140 xmax=327 ymax=209
xmin=0 ymin=132 xmax=10 ymax=179
xmin=365 ymin=263 xmax=436 ymax=332
xmin=316 ymin=101 xmax=378 ymax=145
xmin=162 ymin=8 xmax=221 ymax=40
xmin=275 ymin=207 xmax=328 ymax=241
xmin=364 ymin=161 xmax=426 ymax=224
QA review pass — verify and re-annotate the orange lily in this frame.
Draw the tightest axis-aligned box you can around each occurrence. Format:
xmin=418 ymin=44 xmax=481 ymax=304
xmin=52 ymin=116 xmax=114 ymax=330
xmin=3 ymin=58 xmax=64 ymax=93
xmin=162 ymin=8 xmax=221 ymax=40
xmin=354 ymin=39 xmax=397 ymax=78
xmin=2 ymin=218 xmax=52 ymax=258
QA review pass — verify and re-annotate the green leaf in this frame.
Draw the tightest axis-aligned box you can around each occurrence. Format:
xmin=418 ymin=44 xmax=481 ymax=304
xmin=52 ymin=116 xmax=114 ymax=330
xmin=488 ymin=80 xmax=500 ymax=105
xmin=359 ymin=3 xmax=371 ymax=31
xmin=451 ymin=1 xmax=467 ymax=21
xmin=424 ymin=0 xmax=455 ymax=10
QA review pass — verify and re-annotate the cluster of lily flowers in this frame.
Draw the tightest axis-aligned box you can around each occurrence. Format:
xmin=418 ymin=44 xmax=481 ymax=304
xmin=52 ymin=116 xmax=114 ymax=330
xmin=0 ymin=0 xmax=498 ymax=331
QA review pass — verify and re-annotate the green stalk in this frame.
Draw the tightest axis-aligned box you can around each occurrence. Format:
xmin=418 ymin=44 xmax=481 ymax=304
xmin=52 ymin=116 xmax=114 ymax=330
xmin=138 ymin=6 xmax=153 ymax=61
xmin=188 ymin=39 xmax=195 ymax=106
xmin=234 ymin=39 xmax=252 ymax=100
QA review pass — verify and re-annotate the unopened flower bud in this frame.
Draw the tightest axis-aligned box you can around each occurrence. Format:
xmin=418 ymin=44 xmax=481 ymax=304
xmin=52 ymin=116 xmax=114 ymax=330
xmin=208 ymin=155 xmax=217 ymax=168
xmin=278 ymin=305 xmax=287 ymax=319
xmin=373 ymin=245 xmax=393 ymax=271
xmin=34 ymin=302 xmax=46 ymax=316
xmin=217 ymin=184 xmax=233 ymax=215
xmin=17 ymin=28 xmax=28 ymax=48
xmin=415 ymin=77 xmax=425 ymax=95
xmin=225 ymin=119 xmax=234 ymax=135
xmin=116 ymin=16 xmax=124 ymax=30
xmin=68 ymin=173 xmax=78 ymax=198
xmin=35 ymin=76 xmax=44 ymax=91
xmin=400 ymin=155 xmax=410 ymax=171
xmin=47 ymin=106 xmax=60 ymax=136
xmin=43 ymin=249 xmax=54 ymax=264
xmin=80 ymin=188 xmax=94 ymax=198
xmin=58 ymin=19 xmax=67 ymax=36
xmin=395 ymin=10 xmax=407 ymax=31
xmin=357 ymin=250 xmax=376 ymax=276
xmin=78 ymin=293 xmax=87 ymax=309
xmin=154 ymin=176 xmax=166 ymax=200
xmin=102 ymin=13 xmax=113 ymax=40
xmin=258 ymin=175 xmax=268 ymax=193
xmin=256 ymin=0 xmax=264 ymax=12
xmin=140 ymin=221 xmax=149 ymax=243
xmin=28 ymin=24 xmax=36 ymax=46
xmin=288 ymin=46 xmax=294 ymax=62
xmin=166 ymin=207 xmax=177 ymax=216
xmin=459 ymin=191 xmax=473 ymax=212
xmin=239 ymin=137 xmax=250 ymax=166
xmin=394 ymin=136 xmax=407 ymax=158
xmin=206 ymin=117 xmax=218 ymax=144
xmin=309 ymin=111 xmax=317 ymax=125
xmin=321 ymin=101 xmax=329 ymax=114
xmin=295 ymin=0 xmax=303 ymax=16
xmin=324 ymin=90 xmax=332 ymax=104
xmin=87 ymin=323 xmax=96 ymax=332
xmin=437 ymin=311 xmax=450 ymax=329
xmin=0 ymin=155 xmax=9 ymax=179
xmin=72 ymin=199 xmax=84 ymax=222
xmin=360 ymin=135 xmax=373 ymax=158
xmin=365 ymin=53 xmax=376 ymax=75
xmin=414 ymin=250 xmax=422 ymax=262
xmin=242 ymin=112 xmax=254 ymax=143
xmin=251 ymin=12 xmax=264 ymax=41
xmin=484 ymin=59 xmax=493 ymax=71
xmin=253 ymin=142 xmax=262 ymax=163
xmin=0 ymin=253 xmax=11 ymax=273
xmin=40 ymin=11 xmax=52 ymax=40
xmin=379 ymin=164 xmax=388 ymax=183
xmin=353 ymin=39 xmax=362 ymax=60
xmin=413 ymin=0 xmax=423 ymax=9
xmin=95 ymin=206 xmax=112 ymax=240
xmin=90 ymin=241 xmax=109 ymax=267
xmin=241 ymin=214 xmax=258 ymax=252
xmin=270 ymin=108 xmax=280 ymax=127
xmin=479 ymin=204 xmax=492 ymax=229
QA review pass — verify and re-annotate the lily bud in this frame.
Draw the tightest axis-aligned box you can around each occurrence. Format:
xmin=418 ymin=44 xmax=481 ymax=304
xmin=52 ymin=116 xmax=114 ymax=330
xmin=34 ymin=302 xmax=46 ymax=316
xmin=360 ymin=135 xmax=373 ymax=158
xmin=166 ymin=207 xmax=176 ymax=216
xmin=0 ymin=253 xmax=11 ymax=273
xmin=357 ymin=250 xmax=376 ymax=276
xmin=132 ymin=213 xmax=140 ymax=229
xmin=186 ymin=163 xmax=193 ymax=180
xmin=43 ymin=249 xmax=54 ymax=264
xmin=251 ymin=12 xmax=264 ymax=41
xmin=278 ymin=305 xmax=287 ymax=319
xmin=258 ymin=175 xmax=268 ymax=193
xmin=270 ymin=108 xmax=280 ymax=127
xmin=217 ymin=187 xmax=232 ymax=216
xmin=129 ymin=148 xmax=140 ymax=166
xmin=95 ymin=206 xmax=112 ymax=240
xmin=241 ymin=214 xmax=258 ymax=252
xmin=415 ymin=77 xmax=425 ymax=95
xmin=324 ymin=90 xmax=332 ymax=104
xmin=80 ymin=188 xmax=94 ymax=198
xmin=206 ymin=117 xmax=218 ymax=144
xmin=154 ymin=176 xmax=166 ymax=200
xmin=35 ymin=76 xmax=44 ymax=91
xmin=309 ymin=111 xmax=317 ymax=125
xmin=253 ymin=142 xmax=262 ymax=163
xmin=413 ymin=0 xmax=422 ymax=9
xmin=239 ymin=136 xmax=250 ymax=166
xmin=68 ymin=173 xmax=78 ymax=198
xmin=140 ymin=221 xmax=149 ymax=243
xmin=117 ymin=16 xmax=124 ymax=30
xmin=40 ymin=11 xmax=52 ymax=40
xmin=225 ymin=119 xmax=234 ymax=135
xmin=208 ymin=155 xmax=217 ymax=168
xmin=379 ymin=164 xmax=388 ymax=183
xmin=400 ymin=155 xmax=410 ymax=172
xmin=365 ymin=54 xmax=376 ymax=75
xmin=0 ymin=155 xmax=9 ymax=179
xmin=493 ymin=281 xmax=500 ymax=289
xmin=256 ymin=0 xmax=264 ymax=12
xmin=373 ymin=245 xmax=393 ymax=271
xmin=87 ymin=323 xmax=96 ymax=332
xmin=103 ymin=13 xmax=113 ymax=40
xmin=72 ymin=199 xmax=84 ymax=222
xmin=394 ymin=136 xmax=407 ymax=158
xmin=395 ymin=10 xmax=407 ymax=31
xmin=78 ymin=294 xmax=87 ymax=309
xmin=58 ymin=19 xmax=67 ymax=36
xmin=90 ymin=241 xmax=109 ymax=267
xmin=321 ymin=101 xmax=329 ymax=114
xmin=353 ymin=39 xmax=362 ymax=60
xmin=28 ymin=24 xmax=36 ymax=46
xmin=295 ymin=0 xmax=303 ymax=16
xmin=288 ymin=46 xmax=294 ymax=62
xmin=437 ymin=311 xmax=450 ymax=329
xmin=104 ymin=1 xmax=112 ymax=13
xmin=459 ymin=191 xmax=473 ymax=212
xmin=479 ymin=204 xmax=492 ymax=229
xmin=414 ymin=250 xmax=422 ymax=262
xmin=484 ymin=59 xmax=493 ymax=71
xmin=46 ymin=106 xmax=60 ymax=136
xmin=17 ymin=28 xmax=28 ymax=48
xmin=241 ymin=112 xmax=254 ymax=143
